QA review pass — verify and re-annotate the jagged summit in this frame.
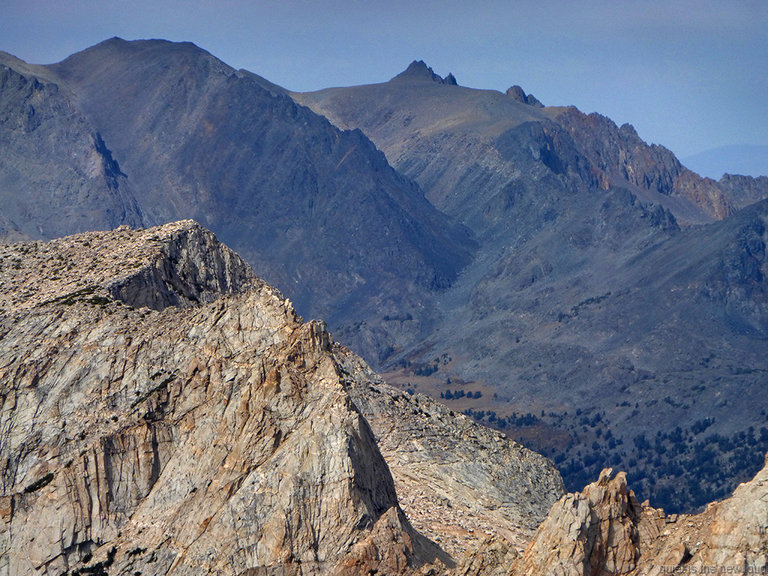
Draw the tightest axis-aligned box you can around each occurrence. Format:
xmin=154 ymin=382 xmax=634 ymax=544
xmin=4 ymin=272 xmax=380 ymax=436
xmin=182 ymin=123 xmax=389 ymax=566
xmin=391 ymin=60 xmax=457 ymax=85
xmin=505 ymin=84 xmax=543 ymax=107
xmin=513 ymin=459 xmax=768 ymax=573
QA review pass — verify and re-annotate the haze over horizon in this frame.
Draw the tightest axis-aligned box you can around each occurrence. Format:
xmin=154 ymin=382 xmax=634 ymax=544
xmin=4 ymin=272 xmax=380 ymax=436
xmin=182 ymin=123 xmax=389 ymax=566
xmin=1 ymin=0 xmax=766 ymax=172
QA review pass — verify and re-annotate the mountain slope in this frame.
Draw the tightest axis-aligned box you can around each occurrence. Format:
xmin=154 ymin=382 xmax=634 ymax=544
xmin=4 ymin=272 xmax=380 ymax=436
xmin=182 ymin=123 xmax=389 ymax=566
xmin=295 ymin=63 xmax=768 ymax=512
xmin=0 ymin=39 xmax=475 ymax=364
xmin=440 ymin=196 xmax=768 ymax=510
xmin=294 ymin=61 xmax=741 ymax=227
xmin=0 ymin=52 xmax=144 ymax=240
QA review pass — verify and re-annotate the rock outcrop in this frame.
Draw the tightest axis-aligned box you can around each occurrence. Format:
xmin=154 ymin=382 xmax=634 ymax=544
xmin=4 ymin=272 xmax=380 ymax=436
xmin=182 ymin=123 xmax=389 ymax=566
xmin=511 ymin=461 xmax=768 ymax=575
xmin=0 ymin=222 xmax=411 ymax=575
xmin=717 ymin=174 xmax=768 ymax=210
xmin=391 ymin=61 xmax=457 ymax=85
xmin=552 ymin=108 xmax=734 ymax=223
xmin=0 ymin=221 xmax=562 ymax=575
xmin=505 ymin=85 xmax=543 ymax=107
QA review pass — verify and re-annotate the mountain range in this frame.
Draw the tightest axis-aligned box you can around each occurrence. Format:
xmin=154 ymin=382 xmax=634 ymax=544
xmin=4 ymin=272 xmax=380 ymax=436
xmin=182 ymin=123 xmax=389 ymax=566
xmin=2 ymin=39 xmax=768 ymax=513
xmin=295 ymin=61 xmax=768 ymax=510
xmin=0 ymin=39 xmax=473 ymax=364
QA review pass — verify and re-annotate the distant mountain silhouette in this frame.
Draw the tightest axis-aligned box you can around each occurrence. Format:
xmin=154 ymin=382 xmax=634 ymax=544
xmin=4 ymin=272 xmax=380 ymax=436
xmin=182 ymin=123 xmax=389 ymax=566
xmin=683 ymin=144 xmax=768 ymax=179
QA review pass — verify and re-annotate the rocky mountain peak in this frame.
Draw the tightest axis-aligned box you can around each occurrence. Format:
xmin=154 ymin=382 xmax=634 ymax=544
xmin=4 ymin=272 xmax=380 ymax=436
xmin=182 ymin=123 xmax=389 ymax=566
xmin=391 ymin=60 xmax=456 ymax=85
xmin=510 ymin=459 xmax=768 ymax=574
xmin=505 ymin=84 xmax=544 ymax=107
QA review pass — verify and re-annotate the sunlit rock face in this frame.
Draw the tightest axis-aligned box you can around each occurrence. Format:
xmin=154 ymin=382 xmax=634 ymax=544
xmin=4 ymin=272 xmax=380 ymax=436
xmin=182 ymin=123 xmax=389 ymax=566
xmin=0 ymin=221 xmax=562 ymax=575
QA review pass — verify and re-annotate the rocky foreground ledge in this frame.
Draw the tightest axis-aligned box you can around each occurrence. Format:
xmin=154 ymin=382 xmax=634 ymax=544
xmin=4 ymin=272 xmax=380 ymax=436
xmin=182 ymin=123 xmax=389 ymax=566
xmin=0 ymin=221 xmax=561 ymax=575
xmin=0 ymin=221 xmax=766 ymax=576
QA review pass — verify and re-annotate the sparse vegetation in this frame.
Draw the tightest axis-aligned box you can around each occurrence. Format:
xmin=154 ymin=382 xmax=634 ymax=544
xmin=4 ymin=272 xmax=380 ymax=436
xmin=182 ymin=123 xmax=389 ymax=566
xmin=131 ymin=372 xmax=176 ymax=409
xmin=23 ymin=472 xmax=54 ymax=493
xmin=556 ymin=423 xmax=768 ymax=513
xmin=39 ymin=285 xmax=105 ymax=306
xmin=463 ymin=408 xmax=541 ymax=430
xmin=441 ymin=389 xmax=481 ymax=400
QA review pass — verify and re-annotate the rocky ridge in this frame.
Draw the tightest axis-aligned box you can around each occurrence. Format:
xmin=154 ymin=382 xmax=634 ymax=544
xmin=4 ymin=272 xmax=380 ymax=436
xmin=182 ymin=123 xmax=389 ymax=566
xmin=0 ymin=221 xmax=253 ymax=313
xmin=552 ymin=108 xmax=735 ymax=223
xmin=717 ymin=174 xmax=768 ymax=210
xmin=338 ymin=351 xmax=563 ymax=558
xmin=0 ymin=221 xmax=562 ymax=575
xmin=293 ymin=64 xmax=756 ymax=227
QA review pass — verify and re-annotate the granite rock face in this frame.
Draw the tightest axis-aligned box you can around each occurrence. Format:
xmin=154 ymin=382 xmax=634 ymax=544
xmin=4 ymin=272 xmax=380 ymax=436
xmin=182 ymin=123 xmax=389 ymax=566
xmin=0 ymin=221 xmax=562 ymax=575
xmin=0 ymin=222 xmax=413 ymax=575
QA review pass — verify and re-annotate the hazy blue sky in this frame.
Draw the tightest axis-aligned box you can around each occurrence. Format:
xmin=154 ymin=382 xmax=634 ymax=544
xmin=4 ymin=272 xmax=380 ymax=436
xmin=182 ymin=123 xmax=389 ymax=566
xmin=2 ymin=0 xmax=766 ymax=160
